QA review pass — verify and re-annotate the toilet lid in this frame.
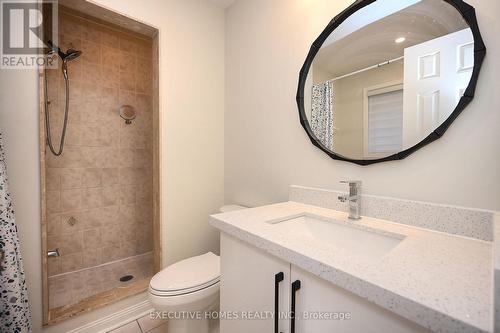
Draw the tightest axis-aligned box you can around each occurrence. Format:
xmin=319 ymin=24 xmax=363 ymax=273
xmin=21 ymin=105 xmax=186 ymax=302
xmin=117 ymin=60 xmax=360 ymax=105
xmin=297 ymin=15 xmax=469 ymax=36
xmin=150 ymin=252 xmax=220 ymax=294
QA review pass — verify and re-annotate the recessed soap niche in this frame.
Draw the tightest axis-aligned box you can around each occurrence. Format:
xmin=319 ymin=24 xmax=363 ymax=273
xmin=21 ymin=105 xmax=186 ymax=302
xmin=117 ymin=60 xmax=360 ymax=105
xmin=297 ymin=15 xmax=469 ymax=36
xmin=39 ymin=0 xmax=160 ymax=325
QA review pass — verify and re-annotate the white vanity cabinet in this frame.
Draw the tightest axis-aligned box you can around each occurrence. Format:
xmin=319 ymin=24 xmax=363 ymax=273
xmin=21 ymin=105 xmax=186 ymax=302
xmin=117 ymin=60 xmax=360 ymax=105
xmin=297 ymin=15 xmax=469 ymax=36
xmin=220 ymin=234 xmax=431 ymax=333
xmin=220 ymin=233 xmax=291 ymax=333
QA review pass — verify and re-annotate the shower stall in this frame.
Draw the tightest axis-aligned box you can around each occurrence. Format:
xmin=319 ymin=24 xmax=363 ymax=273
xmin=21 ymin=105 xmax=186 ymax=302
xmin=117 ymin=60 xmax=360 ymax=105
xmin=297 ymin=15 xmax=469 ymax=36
xmin=39 ymin=2 xmax=160 ymax=324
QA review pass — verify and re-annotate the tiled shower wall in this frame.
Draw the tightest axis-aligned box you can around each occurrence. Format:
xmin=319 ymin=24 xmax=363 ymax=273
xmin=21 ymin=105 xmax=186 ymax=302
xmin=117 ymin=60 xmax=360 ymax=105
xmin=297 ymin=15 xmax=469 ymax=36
xmin=45 ymin=9 xmax=154 ymax=278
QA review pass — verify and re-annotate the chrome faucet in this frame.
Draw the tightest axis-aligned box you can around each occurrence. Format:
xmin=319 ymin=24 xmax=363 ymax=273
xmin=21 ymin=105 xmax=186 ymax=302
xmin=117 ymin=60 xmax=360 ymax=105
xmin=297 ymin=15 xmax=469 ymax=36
xmin=338 ymin=180 xmax=361 ymax=220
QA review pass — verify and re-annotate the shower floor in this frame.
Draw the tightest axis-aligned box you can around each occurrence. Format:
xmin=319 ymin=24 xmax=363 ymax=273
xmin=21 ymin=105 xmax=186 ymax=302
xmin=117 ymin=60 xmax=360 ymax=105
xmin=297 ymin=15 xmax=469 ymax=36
xmin=48 ymin=252 xmax=154 ymax=318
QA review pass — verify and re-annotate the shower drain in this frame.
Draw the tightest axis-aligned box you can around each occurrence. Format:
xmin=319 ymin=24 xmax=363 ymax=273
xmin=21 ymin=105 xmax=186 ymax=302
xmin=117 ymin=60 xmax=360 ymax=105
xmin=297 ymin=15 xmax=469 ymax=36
xmin=120 ymin=275 xmax=134 ymax=282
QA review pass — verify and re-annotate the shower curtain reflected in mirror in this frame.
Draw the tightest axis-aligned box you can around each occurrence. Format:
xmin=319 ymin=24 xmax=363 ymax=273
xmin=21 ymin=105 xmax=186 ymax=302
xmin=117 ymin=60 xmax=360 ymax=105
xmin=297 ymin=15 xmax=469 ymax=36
xmin=0 ymin=131 xmax=32 ymax=333
xmin=311 ymin=81 xmax=334 ymax=150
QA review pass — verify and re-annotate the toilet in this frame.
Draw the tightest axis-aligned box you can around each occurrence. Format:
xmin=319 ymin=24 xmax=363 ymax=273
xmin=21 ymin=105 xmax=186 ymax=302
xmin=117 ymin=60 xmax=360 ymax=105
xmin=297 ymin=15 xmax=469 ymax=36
xmin=149 ymin=205 xmax=246 ymax=333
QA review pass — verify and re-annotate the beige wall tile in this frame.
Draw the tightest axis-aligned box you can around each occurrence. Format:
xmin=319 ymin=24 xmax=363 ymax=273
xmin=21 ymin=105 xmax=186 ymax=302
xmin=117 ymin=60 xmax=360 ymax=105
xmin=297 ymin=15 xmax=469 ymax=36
xmin=82 ymin=168 xmax=102 ymax=188
xmin=119 ymin=36 xmax=138 ymax=54
xmin=135 ymin=71 xmax=152 ymax=94
xmin=120 ymin=186 xmax=136 ymax=205
xmin=101 ymin=225 xmax=121 ymax=246
xmin=82 ymin=63 xmax=102 ymax=85
xmin=47 ymin=214 xmax=61 ymax=236
xmin=59 ymin=15 xmax=82 ymax=38
xmin=60 ymin=168 xmax=83 ymax=189
xmin=60 ymin=34 xmax=82 ymax=53
xmin=102 ymin=186 xmax=120 ymax=207
xmin=103 ymin=148 xmax=120 ymax=168
xmin=101 ymin=245 xmax=122 ymax=262
xmin=118 ymin=204 xmax=137 ymax=224
xmin=101 ymin=86 xmax=119 ymax=107
xmin=61 ymin=252 xmax=84 ymax=273
xmin=120 ymin=71 xmax=135 ymax=91
xmin=99 ymin=205 xmax=120 ymax=225
xmin=61 ymin=188 xmax=82 ymax=211
xmin=64 ymin=123 xmax=82 ymax=146
xmin=81 ymin=82 xmax=101 ymax=102
xmin=136 ymin=57 xmax=152 ymax=76
xmin=81 ymin=40 xmax=101 ymax=64
xmin=59 ymin=212 xmax=86 ymax=233
xmin=47 ymin=190 xmax=61 ymax=213
xmin=64 ymin=232 xmax=84 ymax=255
xmin=81 ymin=209 xmax=102 ymax=229
xmin=135 ymin=93 xmax=152 ymax=113
xmin=102 ymin=66 xmax=119 ymax=89
xmin=47 ymin=147 xmax=83 ymax=168
xmin=80 ymin=126 xmax=101 ymax=146
xmin=81 ymin=146 xmax=102 ymax=168
xmin=47 ymin=257 xmax=62 ymax=276
xmin=83 ymin=247 xmax=102 ymax=268
xmin=102 ymin=168 xmax=120 ymax=186
xmin=119 ymin=52 xmax=136 ymax=72
xmin=102 ymin=46 xmax=120 ymax=70
xmin=81 ymin=22 xmax=101 ymax=43
xmin=83 ymin=228 xmax=102 ymax=249
xmin=46 ymin=168 xmax=61 ymax=191
xmin=81 ymin=187 xmax=103 ymax=209
xmin=101 ymin=29 xmax=120 ymax=49
xmin=119 ymin=149 xmax=135 ymax=167
xmin=100 ymin=126 xmax=120 ymax=147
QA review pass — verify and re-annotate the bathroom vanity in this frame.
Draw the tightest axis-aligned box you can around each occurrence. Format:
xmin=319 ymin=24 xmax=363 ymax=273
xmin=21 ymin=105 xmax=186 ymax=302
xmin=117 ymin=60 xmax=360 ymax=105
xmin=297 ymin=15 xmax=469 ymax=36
xmin=210 ymin=187 xmax=493 ymax=333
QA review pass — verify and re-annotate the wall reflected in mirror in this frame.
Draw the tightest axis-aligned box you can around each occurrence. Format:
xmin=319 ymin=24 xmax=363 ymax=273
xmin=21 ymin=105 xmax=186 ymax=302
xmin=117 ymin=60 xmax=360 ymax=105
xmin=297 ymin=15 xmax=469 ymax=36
xmin=304 ymin=0 xmax=474 ymax=160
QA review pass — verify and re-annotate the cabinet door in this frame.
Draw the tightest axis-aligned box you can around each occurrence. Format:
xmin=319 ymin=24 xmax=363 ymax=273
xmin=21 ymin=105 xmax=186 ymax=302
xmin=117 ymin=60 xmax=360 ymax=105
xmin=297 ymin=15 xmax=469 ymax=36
xmin=290 ymin=265 xmax=431 ymax=333
xmin=220 ymin=234 xmax=290 ymax=333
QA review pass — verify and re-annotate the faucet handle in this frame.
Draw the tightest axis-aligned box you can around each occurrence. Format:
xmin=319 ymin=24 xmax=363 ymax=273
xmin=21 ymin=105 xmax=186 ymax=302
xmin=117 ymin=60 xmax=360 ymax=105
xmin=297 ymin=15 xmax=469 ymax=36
xmin=340 ymin=180 xmax=362 ymax=186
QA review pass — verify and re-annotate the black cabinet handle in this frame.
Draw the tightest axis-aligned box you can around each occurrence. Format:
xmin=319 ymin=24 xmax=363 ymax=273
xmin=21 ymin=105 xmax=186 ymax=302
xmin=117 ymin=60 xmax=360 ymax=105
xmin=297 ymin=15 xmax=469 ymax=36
xmin=274 ymin=272 xmax=284 ymax=333
xmin=291 ymin=280 xmax=301 ymax=333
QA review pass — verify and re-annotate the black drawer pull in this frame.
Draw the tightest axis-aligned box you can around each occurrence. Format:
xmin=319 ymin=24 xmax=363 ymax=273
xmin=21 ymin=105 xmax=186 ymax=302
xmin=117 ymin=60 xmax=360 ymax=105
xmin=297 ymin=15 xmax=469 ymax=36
xmin=291 ymin=280 xmax=301 ymax=333
xmin=274 ymin=272 xmax=284 ymax=333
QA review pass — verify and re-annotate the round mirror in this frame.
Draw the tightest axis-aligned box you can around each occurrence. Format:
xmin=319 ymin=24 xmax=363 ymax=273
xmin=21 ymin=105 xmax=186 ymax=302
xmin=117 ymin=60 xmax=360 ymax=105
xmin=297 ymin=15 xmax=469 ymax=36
xmin=297 ymin=0 xmax=485 ymax=165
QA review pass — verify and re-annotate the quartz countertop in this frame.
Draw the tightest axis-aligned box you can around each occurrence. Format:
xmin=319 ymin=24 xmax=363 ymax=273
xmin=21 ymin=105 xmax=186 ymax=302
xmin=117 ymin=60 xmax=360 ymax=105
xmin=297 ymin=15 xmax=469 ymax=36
xmin=209 ymin=201 xmax=493 ymax=333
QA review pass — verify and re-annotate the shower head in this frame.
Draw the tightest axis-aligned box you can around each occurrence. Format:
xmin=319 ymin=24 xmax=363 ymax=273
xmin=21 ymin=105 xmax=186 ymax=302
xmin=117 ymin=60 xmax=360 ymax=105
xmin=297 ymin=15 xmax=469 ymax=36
xmin=46 ymin=40 xmax=82 ymax=63
xmin=63 ymin=49 xmax=82 ymax=62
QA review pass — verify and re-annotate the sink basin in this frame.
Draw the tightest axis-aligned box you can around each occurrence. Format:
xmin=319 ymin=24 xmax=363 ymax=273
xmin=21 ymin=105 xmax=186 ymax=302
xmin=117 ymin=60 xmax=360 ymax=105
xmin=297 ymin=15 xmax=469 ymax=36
xmin=268 ymin=214 xmax=405 ymax=261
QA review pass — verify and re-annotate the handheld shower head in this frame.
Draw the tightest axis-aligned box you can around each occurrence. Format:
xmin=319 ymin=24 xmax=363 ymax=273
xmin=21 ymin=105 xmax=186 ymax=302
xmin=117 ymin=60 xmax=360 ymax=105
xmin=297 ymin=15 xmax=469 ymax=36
xmin=46 ymin=40 xmax=82 ymax=62
xmin=63 ymin=49 xmax=82 ymax=62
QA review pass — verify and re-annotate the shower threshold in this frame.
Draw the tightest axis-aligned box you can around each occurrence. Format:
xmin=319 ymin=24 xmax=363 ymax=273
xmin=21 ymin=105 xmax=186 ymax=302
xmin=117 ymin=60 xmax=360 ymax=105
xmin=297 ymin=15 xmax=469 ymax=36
xmin=47 ymin=252 xmax=154 ymax=324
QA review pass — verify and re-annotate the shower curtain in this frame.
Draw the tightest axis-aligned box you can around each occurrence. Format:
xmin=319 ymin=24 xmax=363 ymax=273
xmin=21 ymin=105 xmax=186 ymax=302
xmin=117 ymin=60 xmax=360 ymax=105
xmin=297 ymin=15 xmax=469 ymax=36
xmin=0 ymin=131 xmax=32 ymax=333
xmin=311 ymin=81 xmax=334 ymax=149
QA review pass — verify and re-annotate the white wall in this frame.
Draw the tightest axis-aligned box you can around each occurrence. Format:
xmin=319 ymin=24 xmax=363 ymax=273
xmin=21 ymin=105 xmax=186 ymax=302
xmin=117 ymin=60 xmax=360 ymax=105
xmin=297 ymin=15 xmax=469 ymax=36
xmin=0 ymin=0 xmax=225 ymax=331
xmin=225 ymin=0 xmax=500 ymax=210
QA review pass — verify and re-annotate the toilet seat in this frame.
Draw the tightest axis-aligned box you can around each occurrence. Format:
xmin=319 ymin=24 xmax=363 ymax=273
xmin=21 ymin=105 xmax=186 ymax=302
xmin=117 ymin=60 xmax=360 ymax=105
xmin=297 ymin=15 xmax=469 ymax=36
xmin=149 ymin=252 xmax=220 ymax=297
xmin=149 ymin=278 xmax=219 ymax=297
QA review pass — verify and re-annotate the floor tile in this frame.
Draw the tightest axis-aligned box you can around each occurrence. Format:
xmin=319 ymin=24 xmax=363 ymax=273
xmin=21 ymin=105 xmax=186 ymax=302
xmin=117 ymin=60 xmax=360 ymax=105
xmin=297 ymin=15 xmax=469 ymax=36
xmin=108 ymin=320 xmax=142 ymax=333
xmin=137 ymin=312 xmax=167 ymax=332
xmin=147 ymin=323 xmax=168 ymax=333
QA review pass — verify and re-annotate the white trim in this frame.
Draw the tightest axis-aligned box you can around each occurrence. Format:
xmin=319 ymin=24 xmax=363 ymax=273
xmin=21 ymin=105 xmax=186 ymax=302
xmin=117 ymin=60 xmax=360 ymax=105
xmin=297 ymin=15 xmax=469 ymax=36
xmin=66 ymin=300 xmax=154 ymax=333
xmin=362 ymin=80 xmax=403 ymax=159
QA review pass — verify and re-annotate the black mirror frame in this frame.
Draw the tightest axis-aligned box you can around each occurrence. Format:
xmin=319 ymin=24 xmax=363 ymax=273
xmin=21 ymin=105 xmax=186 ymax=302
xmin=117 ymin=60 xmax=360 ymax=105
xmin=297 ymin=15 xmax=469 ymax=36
xmin=296 ymin=0 xmax=486 ymax=166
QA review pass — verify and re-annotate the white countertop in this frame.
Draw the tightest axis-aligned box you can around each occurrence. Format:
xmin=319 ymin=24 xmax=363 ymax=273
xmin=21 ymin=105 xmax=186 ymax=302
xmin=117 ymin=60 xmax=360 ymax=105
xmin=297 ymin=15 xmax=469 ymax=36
xmin=209 ymin=201 xmax=493 ymax=333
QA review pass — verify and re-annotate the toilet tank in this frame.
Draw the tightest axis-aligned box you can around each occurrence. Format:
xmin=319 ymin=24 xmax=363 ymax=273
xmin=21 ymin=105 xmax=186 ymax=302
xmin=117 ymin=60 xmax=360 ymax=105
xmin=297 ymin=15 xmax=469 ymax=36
xmin=219 ymin=205 xmax=247 ymax=213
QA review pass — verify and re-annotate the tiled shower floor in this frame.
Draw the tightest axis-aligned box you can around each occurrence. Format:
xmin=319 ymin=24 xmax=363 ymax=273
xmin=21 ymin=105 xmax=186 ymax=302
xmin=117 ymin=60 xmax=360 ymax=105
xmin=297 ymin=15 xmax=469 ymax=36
xmin=49 ymin=252 xmax=154 ymax=310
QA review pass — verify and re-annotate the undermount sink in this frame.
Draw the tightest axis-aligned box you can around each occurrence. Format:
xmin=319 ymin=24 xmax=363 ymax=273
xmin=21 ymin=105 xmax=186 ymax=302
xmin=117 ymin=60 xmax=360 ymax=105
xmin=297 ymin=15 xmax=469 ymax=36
xmin=267 ymin=214 xmax=405 ymax=261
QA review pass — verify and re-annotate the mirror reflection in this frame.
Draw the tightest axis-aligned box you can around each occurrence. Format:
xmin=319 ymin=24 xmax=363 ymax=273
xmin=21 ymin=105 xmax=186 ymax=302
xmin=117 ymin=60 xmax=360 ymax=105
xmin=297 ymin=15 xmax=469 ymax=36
xmin=304 ymin=0 xmax=473 ymax=160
